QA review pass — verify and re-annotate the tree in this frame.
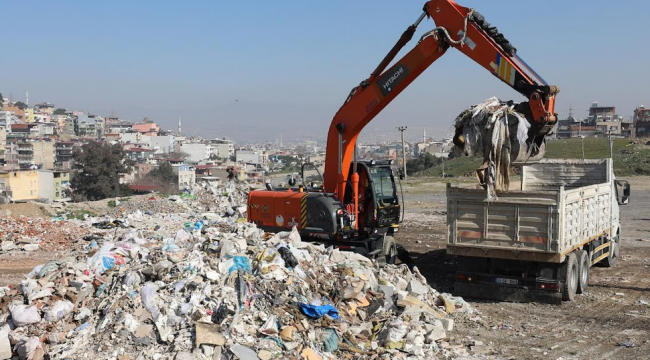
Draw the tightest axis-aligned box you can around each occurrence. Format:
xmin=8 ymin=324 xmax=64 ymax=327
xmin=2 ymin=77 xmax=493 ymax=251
xmin=406 ymin=153 xmax=442 ymax=174
xmin=14 ymin=101 xmax=28 ymax=110
xmin=53 ymin=108 xmax=68 ymax=115
xmin=70 ymin=141 xmax=135 ymax=201
xmin=147 ymin=161 xmax=178 ymax=184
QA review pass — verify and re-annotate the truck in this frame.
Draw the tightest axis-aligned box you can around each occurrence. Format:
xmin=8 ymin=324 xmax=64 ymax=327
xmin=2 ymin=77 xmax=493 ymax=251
xmin=446 ymin=159 xmax=630 ymax=303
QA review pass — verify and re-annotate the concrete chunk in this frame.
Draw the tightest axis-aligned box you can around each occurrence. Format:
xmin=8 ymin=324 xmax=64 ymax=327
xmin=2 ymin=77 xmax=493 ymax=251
xmin=195 ymin=322 xmax=225 ymax=347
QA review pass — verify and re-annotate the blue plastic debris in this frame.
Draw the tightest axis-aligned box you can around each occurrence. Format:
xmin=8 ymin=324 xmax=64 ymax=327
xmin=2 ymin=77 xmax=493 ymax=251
xmin=229 ymin=256 xmax=251 ymax=274
xmin=298 ymin=303 xmax=339 ymax=320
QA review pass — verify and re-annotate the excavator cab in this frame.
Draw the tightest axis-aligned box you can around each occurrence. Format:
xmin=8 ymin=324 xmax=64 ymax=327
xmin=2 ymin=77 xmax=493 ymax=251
xmin=346 ymin=161 xmax=401 ymax=236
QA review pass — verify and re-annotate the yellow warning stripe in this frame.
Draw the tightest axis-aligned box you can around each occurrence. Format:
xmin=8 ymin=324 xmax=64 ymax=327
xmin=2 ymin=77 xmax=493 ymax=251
xmin=300 ymin=195 xmax=307 ymax=229
xmin=591 ymin=252 xmax=609 ymax=266
xmin=594 ymin=241 xmax=610 ymax=253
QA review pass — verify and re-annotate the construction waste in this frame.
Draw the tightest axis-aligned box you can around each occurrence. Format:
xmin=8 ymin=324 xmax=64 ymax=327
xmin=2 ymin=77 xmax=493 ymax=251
xmin=0 ymin=181 xmax=473 ymax=360
xmin=452 ymin=97 xmax=534 ymax=198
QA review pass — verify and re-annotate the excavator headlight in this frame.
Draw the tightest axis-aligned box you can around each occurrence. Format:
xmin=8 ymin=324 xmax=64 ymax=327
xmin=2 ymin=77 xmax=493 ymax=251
xmin=336 ymin=209 xmax=344 ymax=216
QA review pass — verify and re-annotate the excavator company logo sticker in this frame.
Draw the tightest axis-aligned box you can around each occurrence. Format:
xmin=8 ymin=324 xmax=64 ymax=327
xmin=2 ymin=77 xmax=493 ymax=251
xmin=378 ymin=64 xmax=409 ymax=96
xmin=495 ymin=53 xmax=516 ymax=86
xmin=275 ymin=215 xmax=284 ymax=227
xmin=262 ymin=205 xmax=269 ymax=212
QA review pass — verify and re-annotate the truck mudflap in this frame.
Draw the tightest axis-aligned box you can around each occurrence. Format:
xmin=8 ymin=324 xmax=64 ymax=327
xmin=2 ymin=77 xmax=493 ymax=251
xmin=454 ymin=273 xmax=562 ymax=304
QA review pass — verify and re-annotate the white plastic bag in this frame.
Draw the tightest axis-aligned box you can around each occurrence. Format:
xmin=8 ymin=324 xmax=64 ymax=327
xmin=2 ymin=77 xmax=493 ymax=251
xmin=43 ymin=300 xmax=74 ymax=322
xmin=141 ymin=282 xmax=161 ymax=320
xmin=10 ymin=304 xmax=41 ymax=327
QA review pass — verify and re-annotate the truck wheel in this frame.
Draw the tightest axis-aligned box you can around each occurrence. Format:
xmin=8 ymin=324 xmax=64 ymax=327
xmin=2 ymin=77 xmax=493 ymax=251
xmin=562 ymin=252 xmax=578 ymax=301
xmin=381 ymin=236 xmax=397 ymax=265
xmin=602 ymin=233 xmax=620 ymax=268
xmin=576 ymin=250 xmax=590 ymax=294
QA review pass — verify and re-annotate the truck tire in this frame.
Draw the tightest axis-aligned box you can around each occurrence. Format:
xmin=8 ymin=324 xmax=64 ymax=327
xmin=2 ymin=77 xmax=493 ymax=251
xmin=576 ymin=250 xmax=590 ymax=294
xmin=602 ymin=233 xmax=620 ymax=268
xmin=381 ymin=236 xmax=397 ymax=265
xmin=562 ymin=252 xmax=579 ymax=301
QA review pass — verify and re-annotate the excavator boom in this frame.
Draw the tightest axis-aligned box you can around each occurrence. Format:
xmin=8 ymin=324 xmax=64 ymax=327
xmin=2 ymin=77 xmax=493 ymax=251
xmin=324 ymin=0 xmax=559 ymax=198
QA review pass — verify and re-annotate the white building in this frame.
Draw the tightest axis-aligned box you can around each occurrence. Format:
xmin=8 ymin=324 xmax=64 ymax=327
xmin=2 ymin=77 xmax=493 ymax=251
xmin=209 ymin=139 xmax=235 ymax=159
xmin=172 ymin=164 xmax=195 ymax=190
xmin=236 ymin=149 xmax=267 ymax=166
xmin=180 ymin=143 xmax=213 ymax=163
xmin=150 ymin=135 xmax=176 ymax=154
xmin=0 ymin=111 xmax=18 ymax=130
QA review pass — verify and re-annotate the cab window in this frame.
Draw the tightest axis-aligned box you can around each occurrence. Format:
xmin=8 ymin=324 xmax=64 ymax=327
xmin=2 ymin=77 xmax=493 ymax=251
xmin=370 ymin=167 xmax=396 ymax=199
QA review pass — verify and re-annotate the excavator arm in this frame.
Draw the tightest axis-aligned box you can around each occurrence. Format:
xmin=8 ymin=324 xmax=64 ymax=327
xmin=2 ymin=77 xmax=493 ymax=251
xmin=324 ymin=0 xmax=559 ymax=203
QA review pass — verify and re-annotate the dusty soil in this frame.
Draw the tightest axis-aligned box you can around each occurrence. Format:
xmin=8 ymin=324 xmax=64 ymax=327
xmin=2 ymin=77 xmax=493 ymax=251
xmin=397 ymin=176 xmax=650 ymax=359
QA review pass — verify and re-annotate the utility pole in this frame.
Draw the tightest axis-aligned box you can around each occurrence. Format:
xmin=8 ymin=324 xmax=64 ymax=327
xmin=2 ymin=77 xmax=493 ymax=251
xmin=398 ymin=126 xmax=407 ymax=179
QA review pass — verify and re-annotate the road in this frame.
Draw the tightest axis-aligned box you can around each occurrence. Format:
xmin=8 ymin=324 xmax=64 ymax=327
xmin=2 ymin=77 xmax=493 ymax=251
xmin=397 ymin=176 xmax=650 ymax=359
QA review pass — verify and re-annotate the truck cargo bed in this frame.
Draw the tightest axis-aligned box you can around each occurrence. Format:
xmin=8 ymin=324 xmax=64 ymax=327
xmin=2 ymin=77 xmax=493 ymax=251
xmin=447 ymin=159 xmax=615 ymax=263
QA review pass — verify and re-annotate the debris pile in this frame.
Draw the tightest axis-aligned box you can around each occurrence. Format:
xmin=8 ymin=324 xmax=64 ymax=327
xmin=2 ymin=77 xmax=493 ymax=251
xmin=0 ymin=181 xmax=472 ymax=359
xmin=452 ymin=97 xmax=535 ymax=197
xmin=0 ymin=216 xmax=89 ymax=253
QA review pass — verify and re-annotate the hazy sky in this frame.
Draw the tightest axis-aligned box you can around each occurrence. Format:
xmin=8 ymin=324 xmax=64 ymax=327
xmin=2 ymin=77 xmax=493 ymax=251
xmin=1 ymin=0 xmax=648 ymax=143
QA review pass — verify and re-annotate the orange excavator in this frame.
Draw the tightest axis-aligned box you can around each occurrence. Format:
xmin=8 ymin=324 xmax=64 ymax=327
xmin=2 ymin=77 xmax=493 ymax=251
xmin=248 ymin=0 xmax=559 ymax=263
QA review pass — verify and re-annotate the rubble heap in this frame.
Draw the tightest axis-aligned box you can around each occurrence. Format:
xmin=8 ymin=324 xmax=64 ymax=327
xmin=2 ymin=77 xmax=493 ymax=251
xmin=452 ymin=97 xmax=533 ymax=198
xmin=0 ymin=181 xmax=472 ymax=359
xmin=0 ymin=216 xmax=89 ymax=253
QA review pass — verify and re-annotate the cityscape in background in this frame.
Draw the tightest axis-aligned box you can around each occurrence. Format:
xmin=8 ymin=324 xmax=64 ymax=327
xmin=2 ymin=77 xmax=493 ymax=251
xmin=0 ymin=90 xmax=648 ymax=203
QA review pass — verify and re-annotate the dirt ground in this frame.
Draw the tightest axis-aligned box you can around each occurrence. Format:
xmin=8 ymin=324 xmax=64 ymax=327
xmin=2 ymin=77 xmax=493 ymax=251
xmin=398 ymin=176 xmax=650 ymax=360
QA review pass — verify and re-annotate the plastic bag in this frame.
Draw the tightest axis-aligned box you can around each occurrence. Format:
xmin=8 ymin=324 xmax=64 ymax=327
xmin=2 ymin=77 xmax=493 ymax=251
xmin=141 ymin=282 xmax=161 ymax=320
xmin=229 ymin=256 xmax=251 ymax=274
xmin=174 ymin=229 xmax=190 ymax=242
xmin=43 ymin=300 xmax=74 ymax=322
xmin=87 ymin=243 xmax=126 ymax=275
xmin=278 ymin=247 xmax=298 ymax=268
xmin=10 ymin=304 xmax=41 ymax=326
xmin=298 ymin=303 xmax=339 ymax=320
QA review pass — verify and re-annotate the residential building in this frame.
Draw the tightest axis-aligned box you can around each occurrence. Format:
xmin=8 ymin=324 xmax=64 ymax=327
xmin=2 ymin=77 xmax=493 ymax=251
xmin=172 ymin=164 xmax=195 ymax=190
xmin=107 ymin=122 xmax=134 ymax=134
xmin=53 ymin=170 xmax=70 ymax=201
xmin=30 ymin=123 xmax=55 ymax=137
xmin=2 ymin=105 xmax=25 ymax=121
xmin=0 ymin=111 xmax=19 ymax=129
xmin=634 ymin=106 xmax=650 ymax=136
xmin=7 ymin=124 xmax=30 ymax=139
xmin=0 ymin=170 xmax=39 ymax=201
xmin=595 ymin=120 xmax=622 ymax=135
xmin=209 ymin=139 xmax=235 ymax=159
xmin=180 ymin=142 xmax=213 ymax=162
xmin=236 ymin=149 xmax=267 ymax=166
xmin=120 ymin=131 xmax=143 ymax=144
xmin=621 ymin=120 xmax=635 ymax=138
xmin=14 ymin=139 xmax=56 ymax=169
xmin=55 ymin=141 xmax=75 ymax=169
xmin=33 ymin=103 xmax=55 ymax=115
xmin=150 ymin=135 xmax=176 ymax=154
xmin=588 ymin=102 xmax=615 ymax=123
xmin=37 ymin=170 xmax=53 ymax=201
xmin=126 ymin=147 xmax=155 ymax=162
xmin=132 ymin=121 xmax=160 ymax=136
xmin=24 ymin=109 xmax=35 ymax=123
